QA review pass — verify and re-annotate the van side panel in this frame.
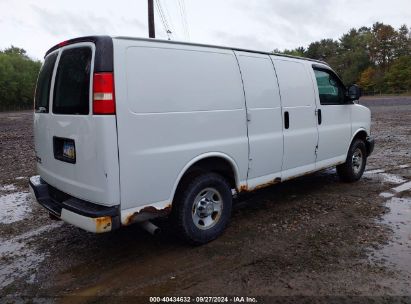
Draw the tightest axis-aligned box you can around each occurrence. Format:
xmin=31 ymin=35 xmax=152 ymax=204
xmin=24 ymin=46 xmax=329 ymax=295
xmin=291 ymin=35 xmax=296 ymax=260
xmin=272 ymin=58 xmax=319 ymax=178
xmin=113 ymin=39 xmax=249 ymax=210
xmin=351 ymin=104 xmax=371 ymax=138
xmin=235 ymin=51 xmax=283 ymax=189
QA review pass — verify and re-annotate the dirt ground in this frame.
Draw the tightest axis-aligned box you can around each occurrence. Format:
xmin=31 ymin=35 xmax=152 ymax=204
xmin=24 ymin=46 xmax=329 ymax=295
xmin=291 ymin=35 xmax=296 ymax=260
xmin=0 ymin=97 xmax=410 ymax=303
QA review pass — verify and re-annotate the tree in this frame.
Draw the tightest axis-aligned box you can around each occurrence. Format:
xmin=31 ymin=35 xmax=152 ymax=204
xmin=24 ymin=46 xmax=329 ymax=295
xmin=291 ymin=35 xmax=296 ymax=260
xmin=395 ymin=25 xmax=411 ymax=58
xmin=305 ymin=39 xmax=339 ymax=61
xmin=369 ymin=22 xmax=398 ymax=69
xmin=358 ymin=67 xmax=377 ymax=92
xmin=273 ymin=22 xmax=410 ymax=93
xmin=3 ymin=46 xmax=28 ymax=57
xmin=335 ymin=28 xmax=372 ymax=85
xmin=384 ymin=56 xmax=411 ymax=92
xmin=0 ymin=46 xmax=41 ymax=110
xmin=282 ymin=46 xmax=305 ymax=57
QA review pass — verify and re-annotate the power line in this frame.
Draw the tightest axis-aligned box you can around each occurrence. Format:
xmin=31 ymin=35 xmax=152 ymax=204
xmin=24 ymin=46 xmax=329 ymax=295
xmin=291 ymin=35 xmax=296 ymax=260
xmin=177 ymin=0 xmax=189 ymax=40
xmin=155 ymin=0 xmax=173 ymax=40
xmin=177 ymin=0 xmax=187 ymax=40
xmin=155 ymin=0 xmax=169 ymax=38
xmin=162 ymin=0 xmax=177 ymax=39
xmin=181 ymin=0 xmax=190 ymax=40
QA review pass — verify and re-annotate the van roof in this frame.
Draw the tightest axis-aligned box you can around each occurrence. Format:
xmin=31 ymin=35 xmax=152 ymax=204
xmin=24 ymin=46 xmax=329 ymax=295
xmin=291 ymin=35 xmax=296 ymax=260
xmin=114 ymin=36 xmax=329 ymax=66
xmin=45 ymin=35 xmax=329 ymax=67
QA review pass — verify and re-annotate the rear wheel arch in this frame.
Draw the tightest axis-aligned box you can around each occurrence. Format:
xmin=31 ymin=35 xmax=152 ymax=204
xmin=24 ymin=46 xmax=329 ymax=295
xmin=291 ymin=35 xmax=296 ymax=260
xmin=170 ymin=153 xmax=240 ymax=205
xmin=172 ymin=172 xmax=233 ymax=244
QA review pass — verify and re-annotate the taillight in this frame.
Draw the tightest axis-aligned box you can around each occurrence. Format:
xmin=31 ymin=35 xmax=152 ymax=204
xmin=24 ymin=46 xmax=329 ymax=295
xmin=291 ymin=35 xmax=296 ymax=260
xmin=93 ymin=72 xmax=115 ymax=114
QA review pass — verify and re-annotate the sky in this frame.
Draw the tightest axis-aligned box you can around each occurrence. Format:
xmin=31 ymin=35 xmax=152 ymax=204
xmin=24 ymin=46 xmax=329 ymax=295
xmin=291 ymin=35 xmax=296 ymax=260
xmin=0 ymin=0 xmax=410 ymax=60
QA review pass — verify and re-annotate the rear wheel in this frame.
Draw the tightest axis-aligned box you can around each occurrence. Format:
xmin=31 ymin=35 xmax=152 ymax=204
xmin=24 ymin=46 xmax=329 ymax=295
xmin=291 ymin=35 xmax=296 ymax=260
xmin=337 ymin=139 xmax=367 ymax=182
xmin=173 ymin=172 xmax=232 ymax=245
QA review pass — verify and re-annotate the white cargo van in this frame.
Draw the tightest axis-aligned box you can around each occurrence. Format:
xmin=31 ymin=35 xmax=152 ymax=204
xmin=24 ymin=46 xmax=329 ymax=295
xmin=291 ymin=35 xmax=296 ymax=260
xmin=30 ymin=36 xmax=374 ymax=244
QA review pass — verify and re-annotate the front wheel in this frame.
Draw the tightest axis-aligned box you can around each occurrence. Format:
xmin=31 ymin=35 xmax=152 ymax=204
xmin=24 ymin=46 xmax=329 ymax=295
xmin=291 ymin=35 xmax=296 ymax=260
xmin=337 ymin=139 xmax=367 ymax=182
xmin=172 ymin=172 xmax=232 ymax=245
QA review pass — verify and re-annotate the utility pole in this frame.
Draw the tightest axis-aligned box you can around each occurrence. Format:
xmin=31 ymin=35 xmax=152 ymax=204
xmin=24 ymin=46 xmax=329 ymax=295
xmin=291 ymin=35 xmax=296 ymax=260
xmin=148 ymin=0 xmax=155 ymax=38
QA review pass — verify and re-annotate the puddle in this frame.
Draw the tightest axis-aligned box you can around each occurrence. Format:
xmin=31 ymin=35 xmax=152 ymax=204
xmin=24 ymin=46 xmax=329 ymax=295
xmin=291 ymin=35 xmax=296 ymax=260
xmin=0 ymin=189 xmax=59 ymax=287
xmin=365 ymin=169 xmax=385 ymax=174
xmin=0 ymin=184 xmax=17 ymax=191
xmin=372 ymin=197 xmax=411 ymax=276
xmin=0 ymin=222 xmax=62 ymax=287
xmin=364 ymin=171 xmax=406 ymax=184
xmin=369 ymin=165 xmax=411 ymax=280
xmin=379 ymin=173 xmax=407 ymax=184
xmin=392 ymin=181 xmax=411 ymax=193
xmin=0 ymin=191 xmax=32 ymax=224
xmin=380 ymin=192 xmax=395 ymax=198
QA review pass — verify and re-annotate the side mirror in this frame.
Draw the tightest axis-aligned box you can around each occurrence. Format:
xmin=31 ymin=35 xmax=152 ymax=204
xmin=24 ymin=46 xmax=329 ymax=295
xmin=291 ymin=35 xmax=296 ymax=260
xmin=347 ymin=84 xmax=361 ymax=102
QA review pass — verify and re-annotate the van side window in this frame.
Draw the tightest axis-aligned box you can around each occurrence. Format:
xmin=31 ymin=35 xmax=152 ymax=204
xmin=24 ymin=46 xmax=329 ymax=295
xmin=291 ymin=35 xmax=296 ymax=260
xmin=53 ymin=47 xmax=92 ymax=115
xmin=313 ymin=69 xmax=345 ymax=105
xmin=35 ymin=52 xmax=57 ymax=113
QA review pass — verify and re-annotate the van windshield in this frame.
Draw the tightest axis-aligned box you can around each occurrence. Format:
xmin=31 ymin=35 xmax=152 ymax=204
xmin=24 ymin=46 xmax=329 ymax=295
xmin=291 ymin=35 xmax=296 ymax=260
xmin=34 ymin=52 xmax=58 ymax=113
xmin=53 ymin=47 xmax=92 ymax=115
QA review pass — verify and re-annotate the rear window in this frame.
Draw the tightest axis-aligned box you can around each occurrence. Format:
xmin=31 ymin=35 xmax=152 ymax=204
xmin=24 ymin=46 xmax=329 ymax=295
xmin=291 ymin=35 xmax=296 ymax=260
xmin=34 ymin=52 xmax=58 ymax=113
xmin=53 ymin=47 xmax=92 ymax=115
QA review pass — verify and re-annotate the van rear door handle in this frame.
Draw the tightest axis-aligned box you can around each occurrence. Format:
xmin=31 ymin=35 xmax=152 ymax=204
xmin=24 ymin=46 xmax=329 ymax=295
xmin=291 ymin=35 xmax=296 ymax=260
xmin=317 ymin=109 xmax=322 ymax=125
xmin=284 ymin=111 xmax=289 ymax=129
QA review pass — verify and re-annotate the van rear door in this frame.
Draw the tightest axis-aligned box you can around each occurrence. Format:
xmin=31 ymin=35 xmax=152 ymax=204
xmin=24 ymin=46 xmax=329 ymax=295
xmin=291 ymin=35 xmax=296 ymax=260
xmin=34 ymin=37 xmax=120 ymax=206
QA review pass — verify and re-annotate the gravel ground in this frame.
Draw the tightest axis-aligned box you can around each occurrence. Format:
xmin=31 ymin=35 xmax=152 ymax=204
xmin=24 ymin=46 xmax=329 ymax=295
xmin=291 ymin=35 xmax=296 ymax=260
xmin=0 ymin=97 xmax=410 ymax=302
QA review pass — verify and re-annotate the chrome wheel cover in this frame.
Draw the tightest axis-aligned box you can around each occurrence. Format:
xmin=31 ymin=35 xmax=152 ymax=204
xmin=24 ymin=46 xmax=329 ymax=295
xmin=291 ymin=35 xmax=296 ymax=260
xmin=192 ymin=187 xmax=223 ymax=230
xmin=352 ymin=148 xmax=363 ymax=175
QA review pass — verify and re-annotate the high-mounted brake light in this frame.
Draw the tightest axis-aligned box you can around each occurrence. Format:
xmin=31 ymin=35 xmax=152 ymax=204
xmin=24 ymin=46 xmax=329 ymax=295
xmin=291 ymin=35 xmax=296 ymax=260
xmin=58 ymin=40 xmax=68 ymax=47
xmin=93 ymin=72 xmax=115 ymax=114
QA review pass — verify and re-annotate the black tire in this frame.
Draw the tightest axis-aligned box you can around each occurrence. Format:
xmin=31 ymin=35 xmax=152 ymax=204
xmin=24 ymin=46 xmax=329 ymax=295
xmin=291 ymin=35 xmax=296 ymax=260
xmin=172 ymin=172 xmax=232 ymax=245
xmin=337 ymin=138 xmax=367 ymax=182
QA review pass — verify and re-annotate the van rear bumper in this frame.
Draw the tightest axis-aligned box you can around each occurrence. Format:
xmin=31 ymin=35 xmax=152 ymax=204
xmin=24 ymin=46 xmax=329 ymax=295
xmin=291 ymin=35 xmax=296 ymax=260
xmin=29 ymin=175 xmax=120 ymax=233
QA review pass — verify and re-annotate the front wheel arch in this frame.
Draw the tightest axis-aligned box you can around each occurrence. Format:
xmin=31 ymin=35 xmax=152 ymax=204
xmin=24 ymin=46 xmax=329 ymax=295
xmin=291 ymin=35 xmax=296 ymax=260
xmin=348 ymin=129 xmax=371 ymax=156
xmin=337 ymin=138 xmax=367 ymax=182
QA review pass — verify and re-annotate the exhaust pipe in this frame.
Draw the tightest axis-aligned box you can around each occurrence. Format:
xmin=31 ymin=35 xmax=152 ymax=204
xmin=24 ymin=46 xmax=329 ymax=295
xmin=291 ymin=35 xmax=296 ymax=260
xmin=49 ymin=212 xmax=61 ymax=221
xmin=139 ymin=221 xmax=161 ymax=235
